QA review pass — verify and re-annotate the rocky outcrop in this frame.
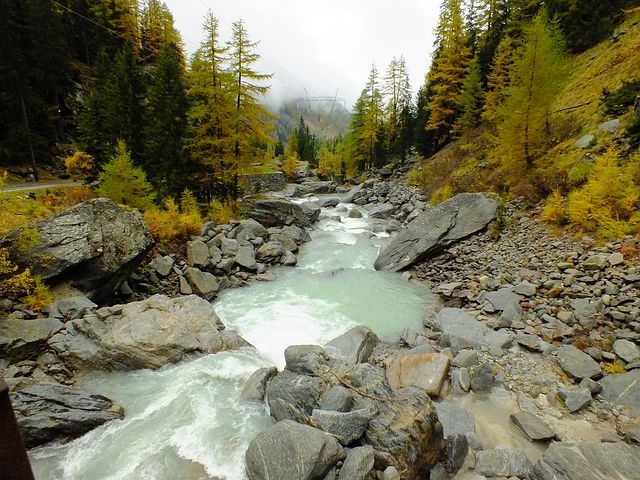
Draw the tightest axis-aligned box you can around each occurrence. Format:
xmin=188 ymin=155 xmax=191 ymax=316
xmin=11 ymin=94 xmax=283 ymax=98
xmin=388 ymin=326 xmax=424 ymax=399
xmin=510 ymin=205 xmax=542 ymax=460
xmin=0 ymin=198 xmax=153 ymax=302
xmin=11 ymin=383 xmax=123 ymax=448
xmin=374 ymin=193 xmax=498 ymax=272
xmin=245 ymin=198 xmax=311 ymax=228
xmin=0 ymin=318 xmax=64 ymax=362
xmin=48 ymin=294 xmax=249 ymax=371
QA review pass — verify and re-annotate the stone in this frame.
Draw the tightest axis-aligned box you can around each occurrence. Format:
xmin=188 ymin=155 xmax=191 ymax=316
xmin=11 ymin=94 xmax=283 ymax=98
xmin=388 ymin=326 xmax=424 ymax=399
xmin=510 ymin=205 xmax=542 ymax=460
xmin=337 ymin=445 xmax=375 ymax=480
xmin=575 ymin=134 xmax=595 ymax=148
xmin=314 ymin=196 xmax=341 ymax=208
xmin=257 ymin=241 xmax=286 ymax=263
xmin=235 ymin=245 xmax=258 ymax=271
xmin=184 ymin=267 xmax=219 ymax=300
xmin=559 ymin=386 xmax=592 ymax=412
xmin=367 ymin=203 xmax=396 ymax=219
xmin=598 ymin=118 xmax=620 ymax=133
xmin=579 ymin=377 xmax=602 ymax=395
xmin=208 ymin=246 xmax=223 ymax=265
xmin=513 ymin=281 xmax=537 ymax=297
xmin=582 ymin=254 xmax=607 ymax=270
xmin=608 ymin=252 xmax=625 ymax=266
xmin=232 ymin=218 xmax=269 ymax=239
xmin=341 ymin=183 xmax=367 ymax=204
xmin=281 ymin=225 xmax=311 ymax=244
xmin=348 ymin=208 xmax=363 ymax=218
xmin=46 ymin=296 xmax=97 ymax=321
xmin=241 ymin=367 xmax=278 ymax=402
xmin=266 ymin=370 xmax=327 ymax=423
xmin=311 ymin=408 xmax=374 ymax=445
xmin=515 ymin=334 xmax=542 ymax=352
xmin=284 ymin=345 xmax=330 ymax=375
xmin=301 ymin=203 xmax=321 ymax=224
xmin=324 ymin=326 xmax=379 ymax=364
xmin=434 ymin=282 xmax=463 ymax=297
xmin=0 ymin=318 xmax=65 ymax=361
xmin=178 ymin=275 xmax=192 ymax=295
xmin=482 ymin=288 xmax=523 ymax=312
xmin=434 ymin=403 xmax=476 ymax=438
xmin=186 ymin=240 xmax=210 ymax=268
xmin=220 ymin=237 xmax=238 ymax=255
xmin=149 ymin=255 xmax=174 ymax=277
xmin=613 ymin=339 xmax=640 ymax=363
xmin=510 ymin=411 xmax=557 ymax=441
xmin=453 ymin=349 xmax=479 ymax=368
xmin=268 ymin=233 xmax=298 ymax=253
xmin=431 ymin=308 xmax=511 ymax=355
xmin=48 ymin=294 xmax=248 ymax=371
xmin=245 ymin=420 xmax=344 ymax=480
xmin=475 ymin=448 xmax=532 ymax=477
xmin=11 ymin=383 xmax=124 ymax=448
xmin=246 ymin=198 xmax=311 ymax=228
xmin=385 ymin=350 xmax=450 ymax=396
xmin=529 ymin=442 xmax=640 ymax=480
xmin=319 ymin=386 xmax=353 ymax=412
xmin=282 ymin=251 xmax=297 ymax=266
xmin=599 ymin=369 xmax=640 ymax=416
xmin=556 ymin=345 xmax=602 ymax=380
xmin=445 ymin=434 xmax=468 ymax=474
xmin=0 ymin=198 xmax=153 ymax=302
xmin=374 ymin=193 xmax=498 ymax=272
xmin=295 ymin=180 xmax=336 ymax=195
xmin=469 ymin=363 xmax=496 ymax=392
xmin=451 ymin=368 xmax=471 ymax=392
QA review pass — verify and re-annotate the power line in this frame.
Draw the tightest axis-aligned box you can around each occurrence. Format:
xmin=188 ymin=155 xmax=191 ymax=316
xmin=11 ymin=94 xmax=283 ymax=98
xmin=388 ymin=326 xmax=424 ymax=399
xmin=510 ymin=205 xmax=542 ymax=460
xmin=48 ymin=0 xmax=117 ymax=34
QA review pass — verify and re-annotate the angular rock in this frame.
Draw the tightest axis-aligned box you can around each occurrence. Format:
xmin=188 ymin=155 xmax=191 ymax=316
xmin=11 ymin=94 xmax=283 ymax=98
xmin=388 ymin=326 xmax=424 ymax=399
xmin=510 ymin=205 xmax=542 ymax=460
xmin=319 ymin=386 xmax=353 ymax=412
xmin=281 ymin=225 xmax=311 ymax=244
xmin=599 ymin=369 xmax=640 ymax=415
xmin=482 ymin=288 xmax=523 ymax=312
xmin=374 ymin=193 xmax=498 ymax=272
xmin=268 ymin=233 xmax=298 ymax=253
xmin=385 ymin=350 xmax=450 ymax=396
xmin=232 ymin=218 xmax=269 ymax=240
xmin=614 ymin=339 xmax=640 ymax=363
xmin=367 ymin=203 xmax=395 ymax=219
xmin=48 ymin=294 xmax=248 ymax=370
xmin=266 ymin=370 xmax=327 ymax=423
xmin=529 ymin=442 xmax=640 ymax=480
xmin=434 ymin=403 xmax=476 ymax=438
xmin=12 ymin=383 xmax=124 ymax=448
xmin=453 ymin=349 xmax=479 ymax=368
xmin=186 ymin=240 xmax=210 ymax=268
xmin=557 ymin=345 xmax=602 ymax=380
xmin=559 ymin=386 xmax=592 ymax=413
xmin=445 ymin=434 xmax=468 ymax=474
xmin=0 ymin=198 xmax=153 ymax=302
xmin=311 ymin=408 xmax=374 ymax=445
xmin=257 ymin=241 xmax=286 ymax=263
xmin=513 ymin=281 xmax=537 ymax=296
xmin=337 ymin=445 xmax=375 ymax=480
xmin=47 ymin=296 xmax=97 ymax=321
xmin=0 ymin=318 xmax=64 ymax=361
xmin=284 ymin=345 xmax=330 ymax=375
xmin=241 ymin=367 xmax=278 ymax=402
xmin=245 ymin=420 xmax=344 ymax=480
xmin=324 ymin=326 xmax=379 ymax=364
xmin=301 ymin=203 xmax=321 ymax=224
xmin=469 ymin=363 xmax=496 ymax=392
xmin=341 ymin=183 xmax=367 ymax=204
xmin=184 ymin=267 xmax=219 ymax=300
xmin=510 ymin=411 xmax=557 ymax=441
xmin=475 ymin=448 xmax=532 ymax=477
xmin=575 ymin=134 xmax=595 ymax=148
xmin=582 ymin=254 xmax=607 ymax=270
xmin=246 ymin=198 xmax=311 ymax=228
xmin=432 ymin=308 xmax=512 ymax=354
xmin=598 ymin=118 xmax=620 ymax=133
xmin=348 ymin=208 xmax=363 ymax=218
xmin=235 ymin=245 xmax=258 ymax=271
xmin=149 ymin=255 xmax=174 ymax=277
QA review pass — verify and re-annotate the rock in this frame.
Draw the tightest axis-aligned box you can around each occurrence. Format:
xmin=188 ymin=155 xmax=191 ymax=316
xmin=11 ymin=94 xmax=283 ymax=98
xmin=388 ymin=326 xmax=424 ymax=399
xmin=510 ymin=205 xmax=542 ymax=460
xmin=556 ymin=345 xmax=602 ymax=380
xmin=178 ymin=275 xmax=192 ymax=295
xmin=341 ymin=183 xmax=367 ymax=204
xmin=469 ymin=363 xmax=496 ymax=392
xmin=282 ymin=251 xmax=298 ymax=266
xmin=374 ymin=193 xmax=498 ymax=272
xmin=575 ymin=134 xmax=595 ymax=148
xmin=235 ymin=245 xmax=258 ymax=271
xmin=385 ymin=350 xmax=450 ymax=396
xmin=11 ymin=383 xmax=124 ymax=448
xmin=510 ymin=411 xmax=557 ymax=441
xmin=558 ymin=386 xmax=592 ymax=412
xmin=232 ymin=218 xmax=269 ymax=239
xmin=614 ymin=339 xmax=640 ymax=363
xmin=295 ymin=181 xmax=336 ymax=195
xmin=281 ymin=225 xmax=312 ymax=244
xmin=0 ymin=198 xmax=153 ymax=302
xmin=319 ymin=386 xmax=353 ymax=412
xmin=451 ymin=368 xmax=471 ymax=392
xmin=301 ymin=203 xmax=321 ymax=224
xmin=245 ymin=420 xmax=344 ymax=480
xmin=583 ymin=254 xmax=607 ymax=270
xmin=608 ymin=252 xmax=625 ymax=266
xmin=149 ymin=255 xmax=174 ymax=277
xmin=599 ymin=369 xmax=640 ymax=415
xmin=311 ymin=408 xmax=374 ymax=445
xmin=184 ymin=267 xmax=219 ymax=300
xmin=380 ymin=467 xmax=400 ymax=480
xmin=482 ymin=288 xmax=523 ymax=312
xmin=475 ymin=448 xmax=532 ymax=477
xmin=257 ymin=241 xmax=287 ymax=263
xmin=598 ymin=118 xmax=620 ymax=133
xmin=515 ymin=334 xmax=542 ymax=352
xmin=445 ymin=434 xmax=468 ymax=474
xmin=48 ymin=294 xmax=248 ymax=370
xmin=434 ymin=282 xmax=463 ymax=297
xmin=432 ymin=308 xmax=511 ymax=355
xmin=186 ymin=240 xmax=210 ymax=268
xmin=47 ymin=296 xmax=97 ymax=321
xmin=367 ymin=203 xmax=395 ymax=219
xmin=284 ymin=345 xmax=330 ymax=375
xmin=337 ymin=445 xmax=375 ymax=480
xmin=266 ymin=370 xmax=327 ymax=423
xmin=315 ymin=196 xmax=341 ymax=208
xmin=220 ymin=237 xmax=238 ymax=255
xmin=529 ymin=442 xmax=640 ymax=480
xmin=269 ymin=233 xmax=298 ymax=253
xmin=0 ymin=318 xmax=65 ymax=361
xmin=453 ymin=349 xmax=479 ymax=368
xmin=241 ymin=367 xmax=278 ymax=402
xmin=348 ymin=208 xmax=363 ymax=218
xmin=434 ymin=403 xmax=476 ymax=438
xmin=324 ymin=326 xmax=379 ymax=364
xmin=246 ymin=198 xmax=311 ymax=228
xmin=513 ymin=281 xmax=537 ymax=296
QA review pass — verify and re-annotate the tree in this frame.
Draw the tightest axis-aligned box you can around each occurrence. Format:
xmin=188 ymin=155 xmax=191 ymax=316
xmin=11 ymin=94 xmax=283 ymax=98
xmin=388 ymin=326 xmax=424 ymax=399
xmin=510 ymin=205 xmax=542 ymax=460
xmin=97 ymin=140 xmax=155 ymax=211
xmin=295 ymin=117 xmax=318 ymax=167
xmin=455 ymin=57 xmax=485 ymax=134
xmin=482 ymin=35 xmax=514 ymax=122
xmin=361 ymin=65 xmax=385 ymax=169
xmin=383 ymin=56 xmax=415 ymax=162
xmin=494 ymin=10 xmax=565 ymax=168
xmin=139 ymin=0 xmax=182 ymax=64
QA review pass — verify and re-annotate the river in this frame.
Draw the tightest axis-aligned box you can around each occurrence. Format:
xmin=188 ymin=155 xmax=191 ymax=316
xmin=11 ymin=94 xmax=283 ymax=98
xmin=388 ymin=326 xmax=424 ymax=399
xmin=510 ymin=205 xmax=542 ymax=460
xmin=29 ymin=199 xmax=440 ymax=480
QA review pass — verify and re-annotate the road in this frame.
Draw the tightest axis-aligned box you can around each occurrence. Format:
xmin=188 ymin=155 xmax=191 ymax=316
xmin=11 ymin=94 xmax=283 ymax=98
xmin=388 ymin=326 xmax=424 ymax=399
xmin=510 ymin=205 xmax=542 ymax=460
xmin=1 ymin=180 xmax=83 ymax=193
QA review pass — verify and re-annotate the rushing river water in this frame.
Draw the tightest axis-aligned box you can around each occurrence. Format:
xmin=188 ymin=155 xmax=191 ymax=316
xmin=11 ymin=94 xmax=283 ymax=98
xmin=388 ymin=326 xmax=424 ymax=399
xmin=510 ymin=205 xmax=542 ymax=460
xmin=29 ymin=201 xmax=440 ymax=480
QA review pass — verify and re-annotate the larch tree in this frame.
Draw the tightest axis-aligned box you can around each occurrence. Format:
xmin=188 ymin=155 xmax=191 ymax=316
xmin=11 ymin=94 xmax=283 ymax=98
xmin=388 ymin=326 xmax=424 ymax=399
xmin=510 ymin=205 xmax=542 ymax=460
xmin=494 ymin=10 xmax=565 ymax=168
xmin=383 ymin=57 xmax=414 ymax=162
xmin=455 ymin=57 xmax=485 ymax=135
xmin=139 ymin=0 xmax=181 ymax=64
xmin=482 ymin=35 xmax=514 ymax=123
xmin=361 ymin=65 xmax=384 ymax=169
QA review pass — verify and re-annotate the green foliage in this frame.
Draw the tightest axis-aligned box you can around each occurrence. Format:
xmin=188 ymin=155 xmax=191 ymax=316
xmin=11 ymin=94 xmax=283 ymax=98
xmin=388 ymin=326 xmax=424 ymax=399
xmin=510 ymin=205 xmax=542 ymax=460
xmin=282 ymin=152 xmax=299 ymax=181
xmin=23 ymin=276 xmax=53 ymax=312
xmin=540 ymin=190 xmax=568 ymax=224
xmin=143 ymin=192 xmax=203 ymax=248
xmin=567 ymin=157 xmax=595 ymax=186
xmin=97 ymin=140 xmax=155 ymax=211
xmin=65 ymin=151 xmax=96 ymax=181
xmin=601 ymin=79 xmax=640 ymax=116
xmin=455 ymin=58 xmax=485 ymax=134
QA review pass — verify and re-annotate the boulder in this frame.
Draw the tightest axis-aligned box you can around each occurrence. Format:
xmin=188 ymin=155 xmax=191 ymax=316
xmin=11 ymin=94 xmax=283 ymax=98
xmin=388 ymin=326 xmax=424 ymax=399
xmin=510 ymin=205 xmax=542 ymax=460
xmin=337 ymin=445 xmax=375 ymax=480
xmin=301 ymin=203 xmax=321 ymax=223
xmin=319 ymin=386 xmax=354 ymax=412
xmin=184 ymin=267 xmax=219 ymax=299
xmin=11 ymin=383 xmax=124 ymax=448
xmin=315 ymin=196 xmax=341 ymax=208
xmin=246 ymin=198 xmax=311 ymax=227
xmin=434 ymin=403 xmax=476 ymax=438
xmin=231 ymin=219 xmax=269 ymax=240
xmin=245 ymin=420 xmax=344 ymax=480
xmin=295 ymin=181 xmax=336 ymax=195
xmin=385 ymin=349 xmax=450 ymax=396
xmin=241 ymin=367 xmax=278 ymax=402
xmin=510 ymin=411 xmax=557 ymax=441
xmin=367 ymin=203 xmax=396 ymax=219
xmin=599 ymin=369 xmax=640 ymax=415
xmin=235 ymin=245 xmax=258 ymax=271
xmin=46 ymin=296 xmax=97 ymax=321
xmin=558 ymin=386 xmax=592 ymax=412
xmin=266 ymin=369 xmax=328 ymax=423
xmin=0 ymin=318 xmax=65 ymax=361
xmin=0 ymin=198 xmax=154 ymax=302
xmin=257 ymin=241 xmax=287 ymax=263
xmin=341 ymin=184 xmax=367 ymax=204
xmin=149 ymin=255 xmax=174 ymax=277
xmin=475 ymin=448 xmax=532 ymax=478
xmin=556 ymin=345 xmax=602 ymax=380
xmin=324 ymin=326 xmax=379 ymax=364
xmin=47 ymin=294 xmax=248 ymax=371
xmin=311 ymin=408 xmax=374 ymax=445
xmin=186 ymin=240 xmax=210 ymax=268
xmin=284 ymin=345 xmax=331 ymax=375
xmin=613 ymin=339 xmax=640 ymax=364
xmin=432 ymin=308 xmax=512 ymax=355
xmin=374 ymin=193 xmax=498 ymax=272
xmin=281 ymin=225 xmax=312 ymax=244
xmin=529 ymin=442 xmax=640 ymax=480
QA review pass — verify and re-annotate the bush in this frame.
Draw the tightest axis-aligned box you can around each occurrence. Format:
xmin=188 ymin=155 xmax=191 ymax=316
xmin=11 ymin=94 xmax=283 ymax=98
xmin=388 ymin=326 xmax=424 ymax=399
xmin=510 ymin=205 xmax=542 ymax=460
xmin=541 ymin=190 xmax=569 ymax=225
xmin=282 ymin=152 xmax=299 ymax=181
xmin=143 ymin=192 xmax=203 ymax=247
xmin=23 ymin=277 xmax=53 ymax=312
xmin=65 ymin=151 xmax=96 ymax=181
xmin=601 ymin=79 xmax=640 ymax=116
xmin=208 ymin=197 xmax=240 ymax=224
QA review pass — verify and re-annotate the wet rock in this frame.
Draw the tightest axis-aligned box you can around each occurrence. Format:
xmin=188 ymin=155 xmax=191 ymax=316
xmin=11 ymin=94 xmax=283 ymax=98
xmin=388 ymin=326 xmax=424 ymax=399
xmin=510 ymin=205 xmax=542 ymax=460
xmin=385 ymin=350 xmax=450 ymax=396
xmin=325 ymin=326 xmax=379 ymax=364
xmin=284 ymin=345 xmax=330 ymax=375
xmin=613 ymin=339 xmax=640 ymax=363
xmin=374 ymin=193 xmax=498 ymax=272
xmin=266 ymin=370 xmax=327 ymax=423
xmin=475 ymin=448 xmax=532 ymax=478
xmin=0 ymin=198 xmax=153 ymax=303
xmin=348 ymin=208 xmax=363 ymax=219
xmin=311 ymin=408 xmax=374 ymax=445
xmin=556 ymin=345 xmax=602 ymax=380
xmin=48 ymin=294 xmax=247 ymax=371
xmin=301 ymin=203 xmax=321 ymax=224
xmin=184 ymin=267 xmax=219 ymax=300
xmin=246 ymin=198 xmax=311 ymax=228
xmin=599 ymin=369 xmax=640 ymax=415
xmin=46 ymin=296 xmax=97 ymax=321
xmin=434 ymin=403 xmax=476 ymax=438
xmin=12 ymin=383 xmax=124 ymax=448
xmin=559 ymin=386 xmax=592 ymax=413
xmin=529 ymin=442 xmax=640 ymax=480
xmin=445 ymin=434 xmax=468 ymax=474
xmin=469 ymin=363 xmax=496 ymax=392
xmin=0 ymin=318 xmax=65 ymax=361
xmin=510 ymin=411 xmax=557 ymax=441
xmin=431 ymin=308 xmax=511 ymax=355
xmin=367 ymin=203 xmax=395 ymax=219
xmin=241 ymin=367 xmax=278 ymax=402
xmin=235 ymin=245 xmax=258 ymax=271
xmin=341 ymin=183 xmax=367 ymax=204
xmin=245 ymin=419 xmax=344 ymax=480
xmin=337 ymin=445 xmax=375 ymax=480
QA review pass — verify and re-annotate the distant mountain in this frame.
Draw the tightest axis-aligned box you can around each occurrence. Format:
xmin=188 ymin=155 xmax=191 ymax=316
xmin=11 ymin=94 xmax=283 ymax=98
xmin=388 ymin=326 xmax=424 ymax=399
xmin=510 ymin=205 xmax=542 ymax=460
xmin=273 ymin=98 xmax=351 ymax=144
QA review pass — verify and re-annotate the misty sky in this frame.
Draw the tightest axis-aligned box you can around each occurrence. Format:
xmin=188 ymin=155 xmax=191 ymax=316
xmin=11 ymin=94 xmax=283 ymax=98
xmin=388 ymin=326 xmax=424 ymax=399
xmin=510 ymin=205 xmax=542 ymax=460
xmin=162 ymin=0 xmax=439 ymax=109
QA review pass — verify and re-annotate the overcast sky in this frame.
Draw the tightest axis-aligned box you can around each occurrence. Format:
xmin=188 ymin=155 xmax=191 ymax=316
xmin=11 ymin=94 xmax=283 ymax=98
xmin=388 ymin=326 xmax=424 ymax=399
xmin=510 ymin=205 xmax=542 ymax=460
xmin=162 ymin=0 xmax=439 ymax=109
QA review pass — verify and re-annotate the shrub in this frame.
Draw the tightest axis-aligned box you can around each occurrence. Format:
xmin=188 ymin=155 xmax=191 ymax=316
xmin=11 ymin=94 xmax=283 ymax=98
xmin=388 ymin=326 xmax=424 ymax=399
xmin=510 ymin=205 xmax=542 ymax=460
xmin=143 ymin=191 xmax=204 ymax=247
xmin=430 ymin=184 xmax=454 ymax=204
xmin=541 ymin=190 xmax=569 ymax=225
xmin=65 ymin=151 xmax=96 ymax=181
xmin=208 ymin=198 xmax=238 ymax=224
xmin=601 ymin=79 xmax=640 ymax=116
xmin=23 ymin=277 xmax=53 ymax=312
xmin=282 ymin=152 xmax=299 ymax=181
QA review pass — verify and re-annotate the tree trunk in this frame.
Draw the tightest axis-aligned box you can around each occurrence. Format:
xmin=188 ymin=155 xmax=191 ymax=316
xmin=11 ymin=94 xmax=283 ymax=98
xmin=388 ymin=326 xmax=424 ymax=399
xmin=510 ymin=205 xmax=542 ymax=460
xmin=20 ymin=96 xmax=38 ymax=181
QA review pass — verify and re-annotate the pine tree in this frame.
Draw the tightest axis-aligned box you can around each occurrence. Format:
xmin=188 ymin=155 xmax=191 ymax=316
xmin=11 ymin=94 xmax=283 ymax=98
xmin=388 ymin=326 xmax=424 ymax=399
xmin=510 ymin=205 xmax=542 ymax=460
xmin=140 ymin=0 xmax=181 ymax=64
xmin=482 ymin=35 xmax=514 ymax=122
xmin=361 ymin=65 xmax=385 ymax=169
xmin=455 ymin=57 xmax=485 ymax=134
xmin=494 ymin=10 xmax=565 ymax=168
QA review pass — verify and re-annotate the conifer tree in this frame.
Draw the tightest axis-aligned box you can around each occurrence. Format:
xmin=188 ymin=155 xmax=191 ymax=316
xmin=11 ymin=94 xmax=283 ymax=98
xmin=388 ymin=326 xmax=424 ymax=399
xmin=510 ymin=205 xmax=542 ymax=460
xmin=482 ymin=35 xmax=514 ymax=122
xmin=140 ymin=0 xmax=181 ymax=64
xmin=361 ymin=65 xmax=384 ymax=169
xmin=384 ymin=57 xmax=414 ymax=161
xmin=455 ymin=57 xmax=485 ymax=134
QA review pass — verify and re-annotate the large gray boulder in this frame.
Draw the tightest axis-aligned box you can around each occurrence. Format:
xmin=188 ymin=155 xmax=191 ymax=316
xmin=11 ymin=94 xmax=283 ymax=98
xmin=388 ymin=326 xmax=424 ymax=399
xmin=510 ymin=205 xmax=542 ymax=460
xmin=324 ymin=326 xmax=379 ymax=364
xmin=245 ymin=420 xmax=344 ymax=480
xmin=0 ymin=318 xmax=64 ymax=362
xmin=529 ymin=442 xmax=640 ymax=480
xmin=338 ymin=445 xmax=375 ymax=480
xmin=556 ymin=345 xmax=602 ymax=380
xmin=0 ymin=198 xmax=154 ymax=302
xmin=374 ymin=193 xmax=498 ymax=271
xmin=475 ymin=448 xmax=532 ymax=477
xmin=11 ymin=383 xmax=124 ymax=448
xmin=47 ymin=294 xmax=249 ymax=371
xmin=246 ymin=198 xmax=311 ymax=228
xmin=266 ymin=369 xmax=328 ymax=423
xmin=599 ymin=369 xmax=640 ymax=415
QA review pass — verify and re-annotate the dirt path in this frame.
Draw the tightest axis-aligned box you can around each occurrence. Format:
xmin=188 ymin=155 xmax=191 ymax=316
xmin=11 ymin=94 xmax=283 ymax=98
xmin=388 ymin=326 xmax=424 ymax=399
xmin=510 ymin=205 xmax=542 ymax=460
xmin=1 ymin=180 xmax=83 ymax=193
